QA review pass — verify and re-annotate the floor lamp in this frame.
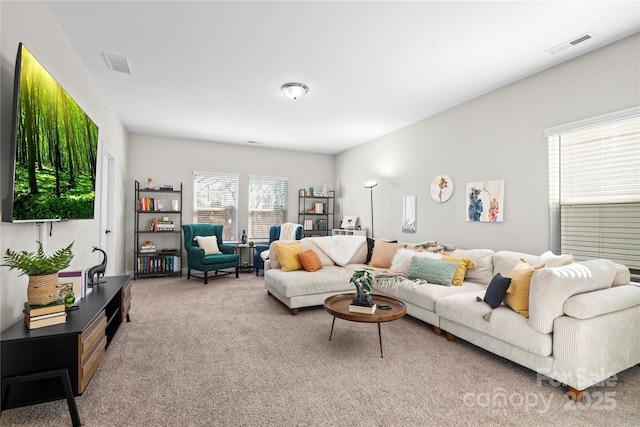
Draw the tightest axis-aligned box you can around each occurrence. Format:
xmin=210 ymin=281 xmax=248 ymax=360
xmin=364 ymin=180 xmax=378 ymax=238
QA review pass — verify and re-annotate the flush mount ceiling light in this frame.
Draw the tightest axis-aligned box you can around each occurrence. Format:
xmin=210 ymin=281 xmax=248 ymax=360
xmin=281 ymin=82 xmax=308 ymax=100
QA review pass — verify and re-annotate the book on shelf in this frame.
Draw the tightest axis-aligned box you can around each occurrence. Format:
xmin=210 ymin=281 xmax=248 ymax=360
xmin=23 ymin=300 xmax=65 ymax=317
xmin=148 ymin=218 xmax=175 ymax=232
xmin=304 ymin=219 xmax=313 ymax=230
xmin=159 ymin=185 xmax=174 ymax=191
xmin=23 ymin=310 xmax=67 ymax=329
xmin=138 ymin=197 xmax=162 ymax=211
xmin=349 ymin=304 xmax=377 ymax=314
xmin=137 ymin=255 xmax=180 ymax=274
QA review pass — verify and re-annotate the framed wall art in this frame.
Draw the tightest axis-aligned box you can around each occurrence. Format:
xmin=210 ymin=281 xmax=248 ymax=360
xmin=402 ymin=195 xmax=416 ymax=233
xmin=466 ymin=179 xmax=504 ymax=222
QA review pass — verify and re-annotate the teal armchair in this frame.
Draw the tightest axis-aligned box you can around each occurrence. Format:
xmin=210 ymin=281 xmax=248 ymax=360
xmin=182 ymin=224 xmax=239 ymax=284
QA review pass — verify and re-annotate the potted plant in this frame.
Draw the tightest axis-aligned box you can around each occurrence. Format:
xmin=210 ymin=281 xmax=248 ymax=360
xmin=2 ymin=241 xmax=74 ymax=306
xmin=350 ymin=267 xmax=374 ymax=307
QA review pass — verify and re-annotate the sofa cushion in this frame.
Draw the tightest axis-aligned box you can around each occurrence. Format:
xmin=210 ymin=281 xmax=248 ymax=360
xmin=441 ymin=255 xmax=476 ymax=286
xmin=194 ymin=235 xmax=221 ymax=255
xmin=563 ymin=285 xmax=640 ymax=320
xmin=274 ymin=242 xmax=302 ymax=272
xmin=298 ymin=250 xmax=323 ymax=272
xmin=369 ymin=241 xmax=406 ymax=268
xmin=612 ymin=263 xmax=631 ymax=287
xmin=528 ymin=259 xmax=617 ymax=334
xmin=493 ymin=251 xmax=539 ymax=278
xmin=264 ymin=266 xmax=353 ymax=298
xmin=451 ymin=249 xmax=495 ymax=285
xmin=503 ymin=259 xmax=547 ymax=317
xmin=374 ymin=278 xmax=487 ymax=313
xmin=365 ymin=238 xmax=398 ymax=264
xmin=436 ymin=291 xmax=553 ymax=357
xmin=483 ymin=273 xmax=512 ymax=308
xmin=407 ymin=257 xmax=457 ymax=286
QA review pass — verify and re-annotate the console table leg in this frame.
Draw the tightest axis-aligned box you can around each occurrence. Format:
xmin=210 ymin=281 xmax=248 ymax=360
xmin=2 ymin=369 xmax=81 ymax=426
xmin=378 ymin=322 xmax=383 ymax=358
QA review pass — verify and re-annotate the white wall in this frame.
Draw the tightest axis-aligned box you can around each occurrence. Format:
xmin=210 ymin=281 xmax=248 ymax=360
xmin=0 ymin=1 xmax=129 ymax=330
xmin=126 ymin=134 xmax=334 ymax=274
xmin=335 ymin=33 xmax=640 ymax=253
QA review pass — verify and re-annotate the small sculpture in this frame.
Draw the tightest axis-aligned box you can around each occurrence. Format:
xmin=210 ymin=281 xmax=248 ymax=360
xmin=88 ymin=246 xmax=107 ymax=285
xmin=350 ymin=278 xmax=373 ymax=307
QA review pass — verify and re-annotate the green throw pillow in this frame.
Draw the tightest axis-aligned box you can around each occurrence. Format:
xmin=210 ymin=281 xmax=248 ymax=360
xmin=406 ymin=257 xmax=458 ymax=286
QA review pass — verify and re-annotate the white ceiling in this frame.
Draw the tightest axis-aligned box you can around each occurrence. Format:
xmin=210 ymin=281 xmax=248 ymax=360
xmin=45 ymin=1 xmax=640 ymax=154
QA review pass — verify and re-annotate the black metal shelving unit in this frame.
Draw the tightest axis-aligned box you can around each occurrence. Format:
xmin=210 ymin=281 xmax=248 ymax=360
xmin=134 ymin=181 xmax=183 ymax=279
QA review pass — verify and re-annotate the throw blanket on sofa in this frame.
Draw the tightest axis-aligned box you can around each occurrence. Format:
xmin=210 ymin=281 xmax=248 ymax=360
xmin=308 ymin=235 xmax=366 ymax=266
xmin=375 ymin=272 xmax=424 ymax=290
xmin=280 ymin=223 xmax=302 ymax=240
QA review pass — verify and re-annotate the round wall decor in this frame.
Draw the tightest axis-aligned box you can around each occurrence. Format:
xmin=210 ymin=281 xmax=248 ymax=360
xmin=430 ymin=174 xmax=453 ymax=203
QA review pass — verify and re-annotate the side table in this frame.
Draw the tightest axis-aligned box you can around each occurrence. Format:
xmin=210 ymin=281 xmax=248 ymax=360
xmin=235 ymin=244 xmax=255 ymax=273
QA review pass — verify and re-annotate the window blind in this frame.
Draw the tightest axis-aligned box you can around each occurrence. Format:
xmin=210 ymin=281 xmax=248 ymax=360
xmin=547 ymin=112 xmax=640 ymax=282
xmin=193 ymin=171 xmax=238 ymax=242
xmin=248 ymin=175 xmax=288 ymax=239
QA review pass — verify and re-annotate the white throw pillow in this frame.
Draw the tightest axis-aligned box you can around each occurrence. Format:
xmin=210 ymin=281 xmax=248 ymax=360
xmin=390 ymin=248 xmax=441 ymax=273
xmin=195 ymin=235 xmax=221 ymax=255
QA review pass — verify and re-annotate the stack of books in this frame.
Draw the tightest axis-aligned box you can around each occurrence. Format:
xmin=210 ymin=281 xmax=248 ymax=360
xmin=159 ymin=184 xmax=174 ymax=191
xmin=140 ymin=242 xmax=156 ymax=253
xmin=23 ymin=300 xmax=67 ymax=329
xmin=148 ymin=218 xmax=175 ymax=232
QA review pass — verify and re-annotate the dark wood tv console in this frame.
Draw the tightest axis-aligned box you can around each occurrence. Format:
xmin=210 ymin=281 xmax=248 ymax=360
xmin=1 ymin=275 xmax=131 ymax=410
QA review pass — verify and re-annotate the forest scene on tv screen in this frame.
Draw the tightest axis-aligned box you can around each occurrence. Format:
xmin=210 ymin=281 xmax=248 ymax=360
xmin=13 ymin=45 xmax=98 ymax=221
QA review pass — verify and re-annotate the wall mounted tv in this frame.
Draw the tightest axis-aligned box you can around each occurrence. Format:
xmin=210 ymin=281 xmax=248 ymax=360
xmin=2 ymin=43 xmax=99 ymax=223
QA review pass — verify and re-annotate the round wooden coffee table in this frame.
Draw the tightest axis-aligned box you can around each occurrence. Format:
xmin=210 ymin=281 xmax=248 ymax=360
xmin=324 ymin=293 xmax=406 ymax=358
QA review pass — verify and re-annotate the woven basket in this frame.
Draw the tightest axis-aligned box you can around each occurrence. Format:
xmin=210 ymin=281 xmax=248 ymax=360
xmin=27 ymin=273 xmax=60 ymax=306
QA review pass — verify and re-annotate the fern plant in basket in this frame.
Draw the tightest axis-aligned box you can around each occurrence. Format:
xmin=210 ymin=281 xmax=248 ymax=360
xmin=2 ymin=241 xmax=74 ymax=306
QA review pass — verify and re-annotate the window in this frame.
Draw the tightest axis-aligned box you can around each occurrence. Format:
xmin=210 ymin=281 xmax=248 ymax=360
xmin=545 ymin=108 xmax=640 ymax=282
xmin=248 ymin=175 xmax=288 ymax=239
xmin=193 ymin=172 xmax=238 ymax=242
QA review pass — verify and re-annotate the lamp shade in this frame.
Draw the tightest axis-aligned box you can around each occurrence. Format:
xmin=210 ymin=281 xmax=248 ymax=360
xmin=364 ymin=180 xmax=378 ymax=189
xmin=282 ymin=83 xmax=308 ymax=100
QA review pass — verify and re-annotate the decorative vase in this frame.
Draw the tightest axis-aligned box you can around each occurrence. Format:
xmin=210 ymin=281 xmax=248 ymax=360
xmin=27 ymin=273 xmax=60 ymax=306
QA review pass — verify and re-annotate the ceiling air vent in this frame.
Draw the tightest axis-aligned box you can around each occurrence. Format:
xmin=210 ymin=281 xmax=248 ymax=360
xmin=545 ymin=32 xmax=597 ymax=55
xmin=103 ymin=53 xmax=132 ymax=74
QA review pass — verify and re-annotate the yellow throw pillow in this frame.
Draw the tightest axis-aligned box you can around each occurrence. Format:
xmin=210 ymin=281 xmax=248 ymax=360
xmin=298 ymin=250 xmax=323 ymax=272
xmin=503 ymin=259 xmax=546 ymax=317
xmin=274 ymin=242 xmax=302 ymax=272
xmin=441 ymin=255 xmax=477 ymax=286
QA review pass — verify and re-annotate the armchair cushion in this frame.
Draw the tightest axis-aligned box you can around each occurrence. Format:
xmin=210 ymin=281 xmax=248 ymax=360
xmin=195 ymin=235 xmax=221 ymax=255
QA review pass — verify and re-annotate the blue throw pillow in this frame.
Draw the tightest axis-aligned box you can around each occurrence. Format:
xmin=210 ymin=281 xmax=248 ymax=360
xmin=484 ymin=273 xmax=512 ymax=308
xmin=406 ymin=257 xmax=458 ymax=286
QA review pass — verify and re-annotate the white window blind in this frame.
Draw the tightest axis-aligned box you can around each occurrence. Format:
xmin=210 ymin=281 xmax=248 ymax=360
xmin=546 ymin=110 xmax=640 ymax=281
xmin=193 ymin=171 xmax=238 ymax=242
xmin=248 ymin=175 xmax=288 ymax=239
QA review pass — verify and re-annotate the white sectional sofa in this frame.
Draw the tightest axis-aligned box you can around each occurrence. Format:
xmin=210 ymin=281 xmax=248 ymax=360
xmin=263 ymin=236 xmax=640 ymax=400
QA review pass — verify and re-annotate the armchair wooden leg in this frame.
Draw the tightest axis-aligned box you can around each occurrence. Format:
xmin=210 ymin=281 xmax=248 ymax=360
xmin=204 ymin=271 xmax=208 ymax=285
xmin=187 ymin=268 xmax=191 ymax=279
xmin=235 ymin=266 xmax=239 ymax=278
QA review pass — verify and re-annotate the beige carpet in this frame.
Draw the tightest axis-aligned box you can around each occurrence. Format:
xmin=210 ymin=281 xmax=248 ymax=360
xmin=1 ymin=274 xmax=638 ymax=426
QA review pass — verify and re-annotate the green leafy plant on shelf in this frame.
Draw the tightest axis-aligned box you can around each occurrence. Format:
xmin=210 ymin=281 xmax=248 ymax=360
xmin=2 ymin=241 xmax=74 ymax=276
